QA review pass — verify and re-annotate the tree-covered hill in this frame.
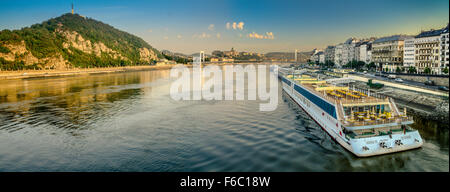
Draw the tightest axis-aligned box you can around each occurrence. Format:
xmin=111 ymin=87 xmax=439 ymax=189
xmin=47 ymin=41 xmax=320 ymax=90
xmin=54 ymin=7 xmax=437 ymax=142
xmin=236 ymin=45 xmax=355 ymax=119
xmin=0 ymin=13 xmax=163 ymax=70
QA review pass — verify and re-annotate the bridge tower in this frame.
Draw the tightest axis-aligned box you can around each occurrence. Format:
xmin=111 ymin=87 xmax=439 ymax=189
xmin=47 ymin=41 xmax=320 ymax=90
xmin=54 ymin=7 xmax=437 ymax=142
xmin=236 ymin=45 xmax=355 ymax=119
xmin=294 ymin=49 xmax=298 ymax=63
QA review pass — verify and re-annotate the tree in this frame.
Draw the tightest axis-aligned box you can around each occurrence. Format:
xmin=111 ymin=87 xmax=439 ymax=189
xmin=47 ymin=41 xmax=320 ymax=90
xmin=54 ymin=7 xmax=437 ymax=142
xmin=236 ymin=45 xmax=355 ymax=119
xmin=396 ymin=67 xmax=401 ymax=73
xmin=0 ymin=45 xmax=10 ymax=53
xmin=366 ymin=62 xmax=376 ymax=71
xmin=408 ymin=66 xmax=417 ymax=74
xmin=324 ymin=60 xmax=335 ymax=68
xmin=424 ymin=67 xmax=431 ymax=74
xmin=443 ymin=67 xmax=448 ymax=74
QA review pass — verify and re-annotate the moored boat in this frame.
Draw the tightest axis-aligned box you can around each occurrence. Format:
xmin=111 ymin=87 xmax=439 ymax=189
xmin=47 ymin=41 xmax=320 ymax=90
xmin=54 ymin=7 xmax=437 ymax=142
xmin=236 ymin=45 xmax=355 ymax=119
xmin=279 ymin=67 xmax=423 ymax=157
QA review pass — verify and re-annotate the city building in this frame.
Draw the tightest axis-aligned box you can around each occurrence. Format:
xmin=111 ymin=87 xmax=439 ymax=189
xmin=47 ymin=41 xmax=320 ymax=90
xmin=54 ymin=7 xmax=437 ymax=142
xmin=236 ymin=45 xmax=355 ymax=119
xmin=324 ymin=46 xmax=335 ymax=63
xmin=341 ymin=38 xmax=359 ymax=65
xmin=156 ymin=58 xmax=177 ymax=66
xmin=403 ymin=37 xmax=416 ymax=70
xmin=440 ymin=24 xmax=449 ymax=73
xmin=318 ymin=51 xmax=325 ymax=64
xmin=415 ymin=27 xmax=447 ymax=74
xmin=359 ymin=42 xmax=372 ymax=64
xmin=310 ymin=49 xmax=322 ymax=63
xmin=223 ymin=47 xmax=239 ymax=57
xmin=372 ymin=35 xmax=409 ymax=72
xmin=334 ymin=44 xmax=343 ymax=66
xmin=210 ymin=57 xmax=220 ymax=62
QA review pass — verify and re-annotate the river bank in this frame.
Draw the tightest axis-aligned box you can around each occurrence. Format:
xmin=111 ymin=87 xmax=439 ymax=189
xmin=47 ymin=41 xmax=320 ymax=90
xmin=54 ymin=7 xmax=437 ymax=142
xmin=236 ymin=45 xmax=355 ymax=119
xmin=351 ymin=80 xmax=449 ymax=127
xmin=0 ymin=65 xmax=183 ymax=80
xmin=308 ymin=71 xmax=449 ymax=127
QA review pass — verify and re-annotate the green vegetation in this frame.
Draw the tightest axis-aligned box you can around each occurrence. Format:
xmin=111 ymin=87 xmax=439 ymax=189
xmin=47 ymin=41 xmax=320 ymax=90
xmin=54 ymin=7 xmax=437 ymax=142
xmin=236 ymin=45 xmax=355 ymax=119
xmin=234 ymin=54 xmax=262 ymax=61
xmin=0 ymin=45 xmax=10 ymax=53
xmin=319 ymin=60 xmax=335 ymax=69
xmin=367 ymin=79 xmax=384 ymax=89
xmin=162 ymin=53 xmax=191 ymax=64
xmin=407 ymin=66 xmax=417 ymax=74
xmin=0 ymin=13 xmax=163 ymax=70
xmin=366 ymin=62 xmax=376 ymax=71
xmin=424 ymin=67 xmax=431 ymax=74
xmin=0 ymin=57 xmax=39 ymax=70
xmin=443 ymin=67 xmax=448 ymax=74
xmin=343 ymin=60 xmax=365 ymax=71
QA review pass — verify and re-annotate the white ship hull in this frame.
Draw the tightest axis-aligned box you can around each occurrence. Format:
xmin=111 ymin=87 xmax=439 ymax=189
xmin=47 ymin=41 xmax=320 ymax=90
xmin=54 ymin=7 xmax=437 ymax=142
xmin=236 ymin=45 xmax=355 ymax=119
xmin=281 ymin=75 xmax=423 ymax=157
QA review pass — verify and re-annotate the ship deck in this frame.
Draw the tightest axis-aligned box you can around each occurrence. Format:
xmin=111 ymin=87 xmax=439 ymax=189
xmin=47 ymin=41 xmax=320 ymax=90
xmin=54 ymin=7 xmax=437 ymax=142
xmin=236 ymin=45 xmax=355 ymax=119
xmin=285 ymin=75 xmax=413 ymax=130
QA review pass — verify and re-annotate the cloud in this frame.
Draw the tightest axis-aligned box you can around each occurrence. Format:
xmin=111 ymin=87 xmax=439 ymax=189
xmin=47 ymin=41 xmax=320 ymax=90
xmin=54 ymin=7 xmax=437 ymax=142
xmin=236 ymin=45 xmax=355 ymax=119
xmin=163 ymin=36 xmax=169 ymax=40
xmin=216 ymin=33 xmax=221 ymax=39
xmin=193 ymin=32 xmax=211 ymax=39
xmin=208 ymin=24 xmax=215 ymax=31
xmin=177 ymin=34 xmax=182 ymax=39
xmin=147 ymin=29 xmax=152 ymax=33
xmin=248 ymin=32 xmax=274 ymax=40
xmin=237 ymin=22 xmax=244 ymax=30
xmin=226 ymin=21 xmax=244 ymax=30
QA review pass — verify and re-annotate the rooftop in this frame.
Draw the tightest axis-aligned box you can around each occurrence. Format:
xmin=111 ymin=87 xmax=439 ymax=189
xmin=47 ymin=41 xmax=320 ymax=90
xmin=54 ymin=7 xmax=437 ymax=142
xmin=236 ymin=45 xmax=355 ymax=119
xmin=415 ymin=24 xmax=449 ymax=38
xmin=373 ymin=35 xmax=410 ymax=44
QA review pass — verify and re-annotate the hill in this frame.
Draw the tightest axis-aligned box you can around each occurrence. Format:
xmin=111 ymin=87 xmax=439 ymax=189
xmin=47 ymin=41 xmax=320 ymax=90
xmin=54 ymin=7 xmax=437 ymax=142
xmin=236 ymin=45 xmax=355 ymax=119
xmin=0 ymin=13 xmax=162 ymax=70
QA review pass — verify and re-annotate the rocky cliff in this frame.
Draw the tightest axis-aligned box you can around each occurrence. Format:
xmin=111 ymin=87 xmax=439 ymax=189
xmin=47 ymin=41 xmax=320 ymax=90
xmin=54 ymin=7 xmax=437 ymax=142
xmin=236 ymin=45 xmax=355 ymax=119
xmin=0 ymin=13 xmax=162 ymax=70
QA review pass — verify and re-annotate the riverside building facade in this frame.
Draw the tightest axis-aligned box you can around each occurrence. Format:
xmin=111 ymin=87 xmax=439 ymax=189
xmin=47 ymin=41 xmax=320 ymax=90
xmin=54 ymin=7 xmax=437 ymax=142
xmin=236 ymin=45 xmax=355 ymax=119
xmin=372 ymin=35 xmax=408 ymax=73
xmin=403 ymin=37 xmax=416 ymax=70
xmin=415 ymin=28 xmax=445 ymax=74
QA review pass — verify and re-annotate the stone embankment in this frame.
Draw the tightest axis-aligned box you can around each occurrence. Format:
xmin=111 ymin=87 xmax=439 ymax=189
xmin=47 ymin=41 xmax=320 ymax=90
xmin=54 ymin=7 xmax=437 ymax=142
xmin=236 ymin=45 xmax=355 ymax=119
xmin=351 ymin=80 xmax=449 ymax=125
xmin=0 ymin=65 xmax=179 ymax=80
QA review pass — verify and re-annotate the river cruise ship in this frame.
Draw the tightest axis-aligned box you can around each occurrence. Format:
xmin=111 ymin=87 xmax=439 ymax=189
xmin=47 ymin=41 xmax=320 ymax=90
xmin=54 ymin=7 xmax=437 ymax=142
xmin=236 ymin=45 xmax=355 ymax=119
xmin=278 ymin=67 xmax=423 ymax=157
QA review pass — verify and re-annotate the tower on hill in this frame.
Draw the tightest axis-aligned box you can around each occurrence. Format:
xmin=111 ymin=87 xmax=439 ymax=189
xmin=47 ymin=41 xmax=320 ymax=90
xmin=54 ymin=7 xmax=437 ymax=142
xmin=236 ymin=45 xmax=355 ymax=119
xmin=71 ymin=3 xmax=74 ymax=14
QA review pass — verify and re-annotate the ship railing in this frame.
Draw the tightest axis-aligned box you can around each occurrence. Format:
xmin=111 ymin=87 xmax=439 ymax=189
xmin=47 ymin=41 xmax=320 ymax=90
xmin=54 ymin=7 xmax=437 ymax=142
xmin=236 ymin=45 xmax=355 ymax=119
xmin=339 ymin=97 xmax=388 ymax=106
xmin=341 ymin=115 xmax=413 ymax=128
xmin=300 ymin=83 xmax=390 ymax=106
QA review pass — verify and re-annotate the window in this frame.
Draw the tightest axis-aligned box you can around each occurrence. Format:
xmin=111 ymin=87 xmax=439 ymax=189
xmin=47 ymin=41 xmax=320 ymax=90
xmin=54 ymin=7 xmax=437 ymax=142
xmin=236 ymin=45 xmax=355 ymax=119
xmin=282 ymin=77 xmax=291 ymax=86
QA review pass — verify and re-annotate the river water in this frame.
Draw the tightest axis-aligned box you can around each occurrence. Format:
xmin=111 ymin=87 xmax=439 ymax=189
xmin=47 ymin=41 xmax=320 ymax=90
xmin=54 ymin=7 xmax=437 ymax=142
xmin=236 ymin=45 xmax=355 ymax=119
xmin=0 ymin=65 xmax=448 ymax=171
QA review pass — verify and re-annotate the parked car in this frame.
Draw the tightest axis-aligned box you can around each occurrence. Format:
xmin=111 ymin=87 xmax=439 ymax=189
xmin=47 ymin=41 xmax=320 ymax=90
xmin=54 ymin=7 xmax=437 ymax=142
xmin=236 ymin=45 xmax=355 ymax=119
xmin=388 ymin=74 xmax=396 ymax=79
xmin=424 ymin=80 xmax=436 ymax=86
xmin=394 ymin=78 xmax=403 ymax=82
xmin=438 ymin=86 xmax=449 ymax=91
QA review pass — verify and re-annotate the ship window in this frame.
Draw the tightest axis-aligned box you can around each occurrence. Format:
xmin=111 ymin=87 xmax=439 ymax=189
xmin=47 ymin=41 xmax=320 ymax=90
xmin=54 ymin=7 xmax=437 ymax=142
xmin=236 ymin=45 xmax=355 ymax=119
xmin=282 ymin=77 xmax=291 ymax=86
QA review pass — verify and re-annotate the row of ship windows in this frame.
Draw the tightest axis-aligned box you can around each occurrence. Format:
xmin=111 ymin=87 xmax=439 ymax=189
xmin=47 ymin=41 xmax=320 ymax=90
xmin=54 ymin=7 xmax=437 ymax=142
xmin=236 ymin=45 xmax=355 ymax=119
xmin=294 ymin=84 xmax=337 ymax=119
xmin=294 ymin=91 xmax=337 ymax=127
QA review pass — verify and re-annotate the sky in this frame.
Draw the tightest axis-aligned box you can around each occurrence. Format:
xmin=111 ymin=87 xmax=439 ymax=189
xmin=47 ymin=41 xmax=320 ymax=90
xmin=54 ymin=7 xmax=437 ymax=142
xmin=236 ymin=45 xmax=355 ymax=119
xmin=0 ymin=0 xmax=448 ymax=54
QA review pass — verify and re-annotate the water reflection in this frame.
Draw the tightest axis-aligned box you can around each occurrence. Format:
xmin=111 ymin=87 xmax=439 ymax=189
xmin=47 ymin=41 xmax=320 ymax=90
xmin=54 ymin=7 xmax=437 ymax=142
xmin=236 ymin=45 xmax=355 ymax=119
xmin=0 ymin=71 xmax=170 ymax=135
xmin=0 ymin=67 xmax=448 ymax=172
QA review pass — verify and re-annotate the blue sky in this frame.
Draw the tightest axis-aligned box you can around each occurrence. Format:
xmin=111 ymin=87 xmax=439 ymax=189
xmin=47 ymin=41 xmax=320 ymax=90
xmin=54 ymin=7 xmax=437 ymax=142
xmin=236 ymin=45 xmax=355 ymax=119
xmin=0 ymin=0 xmax=448 ymax=54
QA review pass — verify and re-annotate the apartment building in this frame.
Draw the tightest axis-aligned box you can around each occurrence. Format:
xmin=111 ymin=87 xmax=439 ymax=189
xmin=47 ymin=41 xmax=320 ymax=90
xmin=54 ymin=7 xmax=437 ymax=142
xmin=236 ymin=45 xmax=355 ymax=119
xmin=372 ymin=35 xmax=408 ymax=72
xmin=324 ymin=45 xmax=335 ymax=63
xmin=341 ymin=38 xmax=359 ymax=65
xmin=403 ymin=37 xmax=416 ymax=70
xmin=440 ymin=24 xmax=449 ymax=72
xmin=415 ymin=28 xmax=445 ymax=74
xmin=359 ymin=42 xmax=372 ymax=64
xmin=334 ymin=44 xmax=343 ymax=66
